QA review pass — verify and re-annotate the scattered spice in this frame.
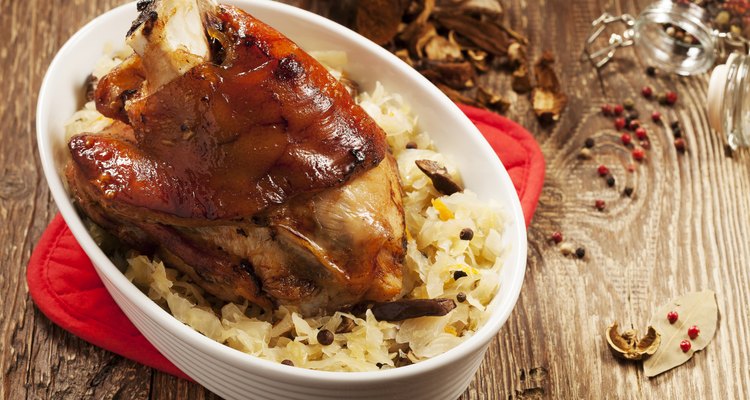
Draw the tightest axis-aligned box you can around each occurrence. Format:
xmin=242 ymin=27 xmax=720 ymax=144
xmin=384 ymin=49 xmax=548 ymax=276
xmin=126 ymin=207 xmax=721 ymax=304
xmin=614 ymin=117 xmax=626 ymax=130
xmin=641 ymin=86 xmax=653 ymax=98
xmin=551 ymin=231 xmax=563 ymax=244
xmin=643 ymin=290 xmax=718 ymax=377
xmin=606 ymin=175 xmax=616 ymax=187
xmin=595 ymin=199 xmax=606 ymax=211
xmin=632 ymin=148 xmax=645 ymax=162
xmin=601 ymin=104 xmax=613 ymax=116
xmin=405 ymin=141 xmax=418 ymax=149
xmin=584 ymin=137 xmax=595 ymax=148
xmin=628 ymin=119 xmax=641 ymax=131
xmin=646 ymin=66 xmax=657 ymax=76
xmin=672 ymin=126 xmax=682 ymax=138
xmin=640 ymin=140 xmax=651 ymax=150
xmin=453 ymin=270 xmax=468 ymax=280
xmin=575 ymin=247 xmax=586 ymax=259
xmin=597 ymin=164 xmax=610 ymax=176
xmin=459 ymin=227 xmax=474 ymax=241
xmin=635 ymin=127 xmax=648 ymax=140
xmin=620 ymin=133 xmax=632 ymax=146
xmin=613 ymin=104 xmax=624 ymax=116
xmin=560 ymin=242 xmax=575 ymax=256
xmin=667 ymin=311 xmax=679 ymax=324
xmin=281 ymin=359 xmax=294 ymax=366
xmin=680 ymin=340 xmax=691 ymax=352
xmin=415 ymin=159 xmax=463 ymax=195
xmin=578 ymin=148 xmax=592 ymax=160
xmin=665 ymin=91 xmax=678 ymax=105
xmin=317 ymin=329 xmax=335 ymax=345
xmin=674 ymin=138 xmax=687 ymax=153
xmin=623 ymin=187 xmax=634 ymax=197
xmin=623 ymin=98 xmax=635 ymax=110
xmin=657 ymin=92 xmax=668 ymax=104
xmin=627 ymin=163 xmax=636 ymax=173
xmin=651 ymin=111 xmax=662 ymax=122
xmin=605 ymin=322 xmax=661 ymax=361
xmin=456 ymin=292 xmax=466 ymax=303
xmin=687 ymin=325 xmax=700 ymax=339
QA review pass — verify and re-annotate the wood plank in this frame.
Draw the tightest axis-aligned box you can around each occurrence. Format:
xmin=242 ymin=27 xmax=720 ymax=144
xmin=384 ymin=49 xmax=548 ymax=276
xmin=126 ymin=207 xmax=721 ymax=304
xmin=2 ymin=0 xmax=749 ymax=399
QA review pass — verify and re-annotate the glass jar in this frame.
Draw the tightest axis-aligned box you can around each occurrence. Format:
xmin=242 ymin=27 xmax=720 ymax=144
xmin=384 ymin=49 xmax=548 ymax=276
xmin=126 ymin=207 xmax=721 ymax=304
xmin=584 ymin=0 xmax=750 ymax=148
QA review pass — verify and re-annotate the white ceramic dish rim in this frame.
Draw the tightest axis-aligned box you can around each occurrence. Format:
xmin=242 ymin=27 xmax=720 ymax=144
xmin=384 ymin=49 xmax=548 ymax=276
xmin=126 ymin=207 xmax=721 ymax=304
xmin=36 ymin=0 xmax=528 ymax=384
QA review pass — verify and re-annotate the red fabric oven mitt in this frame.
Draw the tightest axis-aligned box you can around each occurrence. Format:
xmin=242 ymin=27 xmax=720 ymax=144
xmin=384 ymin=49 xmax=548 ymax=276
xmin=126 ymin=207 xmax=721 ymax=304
xmin=27 ymin=105 xmax=544 ymax=380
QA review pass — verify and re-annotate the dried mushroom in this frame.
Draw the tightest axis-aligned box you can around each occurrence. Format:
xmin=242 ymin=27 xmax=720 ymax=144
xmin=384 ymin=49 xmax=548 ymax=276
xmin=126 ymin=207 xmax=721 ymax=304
xmin=415 ymin=159 xmax=463 ymax=195
xmin=531 ymin=51 xmax=567 ymax=123
xmin=355 ymin=298 xmax=457 ymax=321
xmin=476 ymin=87 xmax=510 ymax=112
xmin=436 ymin=0 xmax=503 ymax=17
xmin=432 ymin=13 xmax=509 ymax=56
xmin=329 ymin=0 xmax=556 ymax=120
xmin=424 ymin=35 xmax=463 ymax=61
xmin=606 ymin=322 xmax=661 ymax=361
xmin=352 ymin=0 xmax=412 ymax=45
xmin=418 ymin=60 xmax=475 ymax=89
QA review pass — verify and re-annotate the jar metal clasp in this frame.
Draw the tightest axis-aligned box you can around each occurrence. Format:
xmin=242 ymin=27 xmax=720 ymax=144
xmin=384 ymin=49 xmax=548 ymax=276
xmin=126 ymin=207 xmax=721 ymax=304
xmin=582 ymin=13 xmax=637 ymax=69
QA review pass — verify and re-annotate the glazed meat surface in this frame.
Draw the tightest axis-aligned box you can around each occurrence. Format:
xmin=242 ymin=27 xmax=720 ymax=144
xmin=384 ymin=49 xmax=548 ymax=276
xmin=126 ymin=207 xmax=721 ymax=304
xmin=66 ymin=0 xmax=407 ymax=313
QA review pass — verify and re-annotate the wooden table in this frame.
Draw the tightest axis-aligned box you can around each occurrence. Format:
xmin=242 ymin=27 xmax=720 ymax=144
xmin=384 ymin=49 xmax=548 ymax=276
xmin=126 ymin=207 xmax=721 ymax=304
xmin=3 ymin=0 xmax=749 ymax=398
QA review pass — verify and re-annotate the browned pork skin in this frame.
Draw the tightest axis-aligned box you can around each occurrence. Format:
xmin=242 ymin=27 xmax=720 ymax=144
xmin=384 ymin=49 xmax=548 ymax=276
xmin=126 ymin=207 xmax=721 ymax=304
xmin=66 ymin=1 xmax=450 ymax=316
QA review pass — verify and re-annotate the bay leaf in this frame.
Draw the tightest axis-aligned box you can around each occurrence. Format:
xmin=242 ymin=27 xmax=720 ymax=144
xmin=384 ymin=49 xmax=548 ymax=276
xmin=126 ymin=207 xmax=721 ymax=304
xmin=643 ymin=291 xmax=718 ymax=377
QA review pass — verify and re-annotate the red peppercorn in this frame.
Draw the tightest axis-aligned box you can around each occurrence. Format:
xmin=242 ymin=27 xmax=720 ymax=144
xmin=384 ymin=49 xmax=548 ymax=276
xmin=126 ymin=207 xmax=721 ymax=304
xmin=601 ymin=104 xmax=613 ymax=116
xmin=688 ymin=325 xmax=700 ymax=339
xmin=620 ymin=133 xmax=632 ymax=146
xmin=651 ymin=111 xmax=662 ymax=122
xmin=642 ymin=86 xmax=653 ymax=98
xmin=597 ymin=164 xmax=610 ymax=176
xmin=551 ymin=231 xmax=563 ymax=244
xmin=674 ymin=138 xmax=687 ymax=153
xmin=632 ymin=148 xmax=645 ymax=161
xmin=667 ymin=311 xmax=678 ymax=324
xmin=628 ymin=119 xmax=641 ymax=131
xmin=666 ymin=91 xmax=678 ymax=105
xmin=614 ymin=117 xmax=626 ymax=130
xmin=614 ymin=104 xmax=624 ymax=116
xmin=640 ymin=140 xmax=651 ymax=150
xmin=595 ymin=199 xmax=606 ymax=211
xmin=635 ymin=127 xmax=648 ymax=140
xmin=680 ymin=340 xmax=691 ymax=352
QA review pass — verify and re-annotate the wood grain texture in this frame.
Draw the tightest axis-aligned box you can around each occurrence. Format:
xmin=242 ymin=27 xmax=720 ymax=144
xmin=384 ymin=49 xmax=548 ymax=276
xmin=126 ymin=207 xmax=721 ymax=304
xmin=2 ymin=0 xmax=749 ymax=399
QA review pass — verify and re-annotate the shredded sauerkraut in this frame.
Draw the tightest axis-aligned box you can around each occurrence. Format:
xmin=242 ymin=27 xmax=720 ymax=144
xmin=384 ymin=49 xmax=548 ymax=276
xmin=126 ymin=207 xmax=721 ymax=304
xmin=73 ymin=49 xmax=508 ymax=372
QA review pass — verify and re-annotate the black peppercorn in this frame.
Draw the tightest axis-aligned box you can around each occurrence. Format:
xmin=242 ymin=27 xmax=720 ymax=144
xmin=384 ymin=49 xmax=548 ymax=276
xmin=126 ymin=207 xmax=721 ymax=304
xmin=606 ymin=175 xmax=615 ymax=187
xmin=456 ymin=292 xmax=467 ymax=303
xmin=405 ymin=141 xmax=418 ymax=149
xmin=623 ymin=187 xmax=634 ymax=197
xmin=575 ymin=247 xmax=586 ymax=259
xmin=281 ymin=359 xmax=294 ymax=366
xmin=646 ymin=66 xmax=657 ymax=76
xmin=376 ymin=363 xmax=384 ymax=369
xmin=459 ymin=228 xmax=474 ymax=241
xmin=670 ymin=121 xmax=681 ymax=130
xmin=672 ymin=126 xmax=682 ymax=138
xmin=453 ymin=270 xmax=468 ymax=280
xmin=584 ymin=138 xmax=595 ymax=148
xmin=317 ymin=329 xmax=334 ymax=345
